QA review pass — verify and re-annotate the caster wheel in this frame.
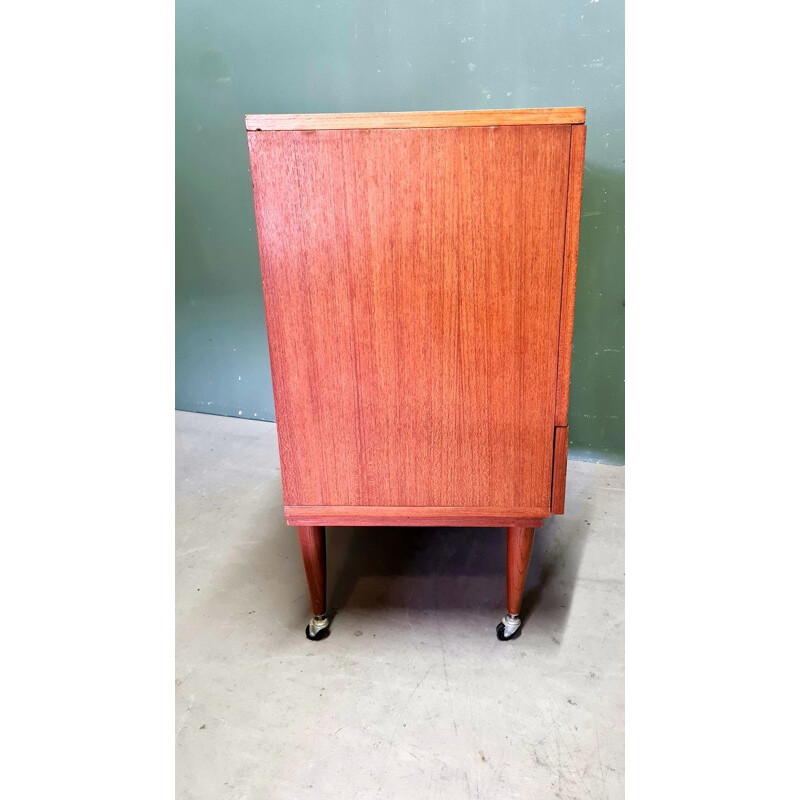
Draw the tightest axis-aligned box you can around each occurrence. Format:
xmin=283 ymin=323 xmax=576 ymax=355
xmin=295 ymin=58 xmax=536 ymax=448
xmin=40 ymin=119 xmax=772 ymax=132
xmin=496 ymin=614 xmax=522 ymax=641
xmin=305 ymin=615 xmax=330 ymax=641
xmin=305 ymin=624 xmax=330 ymax=641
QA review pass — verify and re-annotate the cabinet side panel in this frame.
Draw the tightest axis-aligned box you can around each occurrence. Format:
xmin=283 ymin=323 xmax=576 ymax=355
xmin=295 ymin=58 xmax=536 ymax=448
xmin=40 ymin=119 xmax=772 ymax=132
xmin=248 ymin=125 xmax=571 ymax=507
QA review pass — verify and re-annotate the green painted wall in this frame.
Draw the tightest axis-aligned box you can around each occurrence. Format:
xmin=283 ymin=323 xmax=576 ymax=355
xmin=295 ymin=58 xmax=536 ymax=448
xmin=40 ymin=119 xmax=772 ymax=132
xmin=176 ymin=0 xmax=624 ymax=461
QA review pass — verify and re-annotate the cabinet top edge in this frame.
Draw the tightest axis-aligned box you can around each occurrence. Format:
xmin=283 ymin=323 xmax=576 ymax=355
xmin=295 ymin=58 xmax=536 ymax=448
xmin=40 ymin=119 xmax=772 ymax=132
xmin=245 ymin=107 xmax=586 ymax=131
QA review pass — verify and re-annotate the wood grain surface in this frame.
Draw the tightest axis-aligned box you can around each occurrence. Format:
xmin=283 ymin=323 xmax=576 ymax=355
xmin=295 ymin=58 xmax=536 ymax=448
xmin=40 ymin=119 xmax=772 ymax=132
xmin=246 ymin=108 xmax=585 ymax=131
xmin=555 ymin=124 xmax=587 ymax=425
xmin=249 ymin=124 xmax=572 ymax=510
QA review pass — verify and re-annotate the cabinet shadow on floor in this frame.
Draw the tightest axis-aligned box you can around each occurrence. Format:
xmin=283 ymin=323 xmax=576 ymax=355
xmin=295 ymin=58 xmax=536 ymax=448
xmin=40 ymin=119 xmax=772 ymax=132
xmin=324 ymin=511 xmax=591 ymax=637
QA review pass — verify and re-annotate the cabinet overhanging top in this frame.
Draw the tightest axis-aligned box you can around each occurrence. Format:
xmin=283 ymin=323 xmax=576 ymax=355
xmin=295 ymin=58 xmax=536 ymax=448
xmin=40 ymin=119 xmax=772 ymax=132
xmin=245 ymin=108 xmax=585 ymax=131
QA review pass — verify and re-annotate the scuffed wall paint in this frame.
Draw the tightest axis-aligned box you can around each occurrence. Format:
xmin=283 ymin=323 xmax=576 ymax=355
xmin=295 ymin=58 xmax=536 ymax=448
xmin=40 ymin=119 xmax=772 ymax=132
xmin=176 ymin=0 xmax=624 ymax=461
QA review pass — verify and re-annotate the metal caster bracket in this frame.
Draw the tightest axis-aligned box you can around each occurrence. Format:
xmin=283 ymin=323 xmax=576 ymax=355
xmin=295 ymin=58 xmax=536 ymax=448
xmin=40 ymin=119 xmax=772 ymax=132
xmin=496 ymin=613 xmax=521 ymax=641
xmin=305 ymin=615 xmax=330 ymax=641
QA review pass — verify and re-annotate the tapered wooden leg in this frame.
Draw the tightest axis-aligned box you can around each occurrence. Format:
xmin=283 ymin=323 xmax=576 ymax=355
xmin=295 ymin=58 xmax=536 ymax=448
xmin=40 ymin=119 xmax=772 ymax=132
xmin=506 ymin=526 xmax=535 ymax=615
xmin=297 ymin=526 xmax=329 ymax=640
xmin=497 ymin=525 xmax=535 ymax=641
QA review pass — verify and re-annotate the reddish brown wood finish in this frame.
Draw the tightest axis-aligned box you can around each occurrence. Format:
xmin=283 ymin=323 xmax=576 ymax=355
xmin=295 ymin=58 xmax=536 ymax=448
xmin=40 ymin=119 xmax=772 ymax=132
xmin=551 ymin=426 xmax=569 ymax=515
xmin=248 ymin=124 xmax=572 ymax=511
xmin=246 ymin=107 xmax=585 ymax=131
xmin=297 ymin=526 xmax=326 ymax=616
xmin=506 ymin=526 xmax=535 ymax=615
xmin=555 ymin=124 xmax=587 ymax=426
xmin=286 ymin=506 xmax=547 ymax=527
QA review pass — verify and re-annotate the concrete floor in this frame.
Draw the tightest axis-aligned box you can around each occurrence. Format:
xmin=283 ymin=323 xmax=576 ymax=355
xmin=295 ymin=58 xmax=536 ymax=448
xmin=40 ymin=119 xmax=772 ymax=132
xmin=176 ymin=411 xmax=624 ymax=799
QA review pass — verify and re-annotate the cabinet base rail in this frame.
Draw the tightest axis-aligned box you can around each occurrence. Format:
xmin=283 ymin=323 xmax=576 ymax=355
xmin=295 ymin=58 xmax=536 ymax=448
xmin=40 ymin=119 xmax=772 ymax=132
xmin=287 ymin=506 xmax=549 ymax=527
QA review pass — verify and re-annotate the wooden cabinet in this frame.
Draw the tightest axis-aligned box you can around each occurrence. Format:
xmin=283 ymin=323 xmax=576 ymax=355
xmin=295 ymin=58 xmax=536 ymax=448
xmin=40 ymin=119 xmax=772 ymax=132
xmin=246 ymin=108 xmax=586 ymax=640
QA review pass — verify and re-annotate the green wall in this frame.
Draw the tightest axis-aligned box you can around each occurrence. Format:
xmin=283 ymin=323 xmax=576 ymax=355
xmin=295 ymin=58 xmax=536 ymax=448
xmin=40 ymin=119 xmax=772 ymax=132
xmin=176 ymin=0 xmax=624 ymax=462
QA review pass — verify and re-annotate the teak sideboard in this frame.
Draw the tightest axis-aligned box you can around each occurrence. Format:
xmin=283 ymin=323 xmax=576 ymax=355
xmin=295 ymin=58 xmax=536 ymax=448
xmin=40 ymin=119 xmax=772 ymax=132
xmin=245 ymin=107 xmax=586 ymax=640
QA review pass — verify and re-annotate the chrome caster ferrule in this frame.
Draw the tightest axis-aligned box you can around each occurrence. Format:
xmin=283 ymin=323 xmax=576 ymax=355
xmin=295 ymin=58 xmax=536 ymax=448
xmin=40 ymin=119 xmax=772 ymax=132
xmin=496 ymin=613 xmax=521 ymax=641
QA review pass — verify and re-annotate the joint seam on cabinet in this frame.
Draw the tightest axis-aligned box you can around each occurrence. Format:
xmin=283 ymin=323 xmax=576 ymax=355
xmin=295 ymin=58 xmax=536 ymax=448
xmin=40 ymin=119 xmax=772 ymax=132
xmin=553 ymin=124 xmax=586 ymax=428
xmin=551 ymin=425 xmax=569 ymax=515
xmin=549 ymin=425 xmax=557 ymax=509
xmin=552 ymin=125 xmax=575 ymax=427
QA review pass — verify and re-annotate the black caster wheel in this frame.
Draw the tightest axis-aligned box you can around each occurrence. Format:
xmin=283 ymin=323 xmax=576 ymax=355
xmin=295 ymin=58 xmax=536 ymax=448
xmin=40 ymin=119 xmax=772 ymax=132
xmin=305 ymin=624 xmax=330 ymax=641
xmin=496 ymin=614 xmax=522 ymax=641
xmin=305 ymin=615 xmax=330 ymax=641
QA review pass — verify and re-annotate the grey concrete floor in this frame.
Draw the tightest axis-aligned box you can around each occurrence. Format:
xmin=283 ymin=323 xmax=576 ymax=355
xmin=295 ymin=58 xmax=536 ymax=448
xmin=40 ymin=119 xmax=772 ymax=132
xmin=176 ymin=411 xmax=624 ymax=800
